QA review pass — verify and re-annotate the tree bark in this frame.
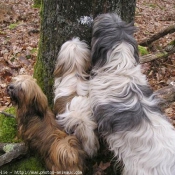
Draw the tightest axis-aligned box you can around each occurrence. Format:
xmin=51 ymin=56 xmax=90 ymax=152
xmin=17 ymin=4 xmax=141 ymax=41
xmin=121 ymin=0 xmax=136 ymax=23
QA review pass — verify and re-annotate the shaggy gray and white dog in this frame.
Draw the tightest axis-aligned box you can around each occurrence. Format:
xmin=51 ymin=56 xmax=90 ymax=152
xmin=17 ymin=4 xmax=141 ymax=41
xmin=89 ymin=13 xmax=175 ymax=175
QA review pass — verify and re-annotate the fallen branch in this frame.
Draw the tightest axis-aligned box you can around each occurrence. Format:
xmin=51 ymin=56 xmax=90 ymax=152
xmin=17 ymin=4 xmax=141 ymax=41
xmin=139 ymin=24 xmax=175 ymax=46
xmin=140 ymin=47 xmax=175 ymax=63
xmin=0 ymin=143 xmax=27 ymax=167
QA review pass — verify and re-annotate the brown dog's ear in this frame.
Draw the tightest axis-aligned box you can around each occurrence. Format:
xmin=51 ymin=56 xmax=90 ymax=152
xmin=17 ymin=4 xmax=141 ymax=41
xmin=32 ymin=87 xmax=48 ymax=118
xmin=54 ymin=64 xmax=64 ymax=77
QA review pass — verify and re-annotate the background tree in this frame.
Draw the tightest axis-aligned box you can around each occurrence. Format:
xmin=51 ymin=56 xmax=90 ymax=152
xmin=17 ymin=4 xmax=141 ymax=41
xmin=33 ymin=0 xmax=136 ymax=174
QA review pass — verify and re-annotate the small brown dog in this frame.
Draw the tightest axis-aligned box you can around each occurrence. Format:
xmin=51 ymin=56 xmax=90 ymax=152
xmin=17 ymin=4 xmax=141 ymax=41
xmin=7 ymin=75 xmax=85 ymax=174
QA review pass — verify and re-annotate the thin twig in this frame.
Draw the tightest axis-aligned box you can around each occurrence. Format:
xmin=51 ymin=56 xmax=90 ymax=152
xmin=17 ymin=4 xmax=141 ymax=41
xmin=139 ymin=24 xmax=175 ymax=46
xmin=0 ymin=111 xmax=15 ymax=118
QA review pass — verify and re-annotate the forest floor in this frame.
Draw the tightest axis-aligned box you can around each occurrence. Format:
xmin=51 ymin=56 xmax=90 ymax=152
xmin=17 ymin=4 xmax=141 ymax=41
xmin=0 ymin=0 xmax=175 ymax=116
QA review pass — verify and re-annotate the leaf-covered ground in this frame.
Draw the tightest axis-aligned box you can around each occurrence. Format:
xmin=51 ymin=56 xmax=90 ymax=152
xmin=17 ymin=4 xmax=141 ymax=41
xmin=0 ymin=0 xmax=40 ymax=110
xmin=0 ymin=0 xmax=175 ymax=115
xmin=135 ymin=0 xmax=175 ymax=121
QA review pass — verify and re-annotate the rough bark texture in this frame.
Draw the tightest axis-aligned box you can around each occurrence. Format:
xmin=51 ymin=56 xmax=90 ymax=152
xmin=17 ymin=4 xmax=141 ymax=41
xmin=34 ymin=0 xmax=136 ymax=105
xmin=121 ymin=0 xmax=136 ymax=23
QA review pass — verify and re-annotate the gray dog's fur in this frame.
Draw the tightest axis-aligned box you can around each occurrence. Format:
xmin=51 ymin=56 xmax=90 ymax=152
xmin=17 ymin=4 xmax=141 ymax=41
xmin=89 ymin=13 xmax=175 ymax=175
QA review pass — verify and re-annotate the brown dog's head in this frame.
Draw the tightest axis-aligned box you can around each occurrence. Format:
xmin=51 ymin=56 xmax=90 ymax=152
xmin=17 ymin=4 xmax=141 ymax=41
xmin=7 ymin=75 xmax=48 ymax=117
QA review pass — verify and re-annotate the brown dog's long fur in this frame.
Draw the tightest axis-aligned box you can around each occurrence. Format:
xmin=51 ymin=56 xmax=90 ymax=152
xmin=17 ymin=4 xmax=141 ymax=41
xmin=7 ymin=75 xmax=85 ymax=173
xmin=53 ymin=93 xmax=77 ymax=115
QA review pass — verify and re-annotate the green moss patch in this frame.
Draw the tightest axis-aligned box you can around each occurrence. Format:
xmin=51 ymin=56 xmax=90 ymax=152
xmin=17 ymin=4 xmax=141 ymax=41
xmin=0 ymin=107 xmax=46 ymax=172
xmin=138 ymin=45 xmax=149 ymax=56
xmin=0 ymin=107 xmax=19 ymax=143
xmin=0 ymin=156 xmax=46 ymax=173
xmin=9 ymin=23 xmax=18 ymax=30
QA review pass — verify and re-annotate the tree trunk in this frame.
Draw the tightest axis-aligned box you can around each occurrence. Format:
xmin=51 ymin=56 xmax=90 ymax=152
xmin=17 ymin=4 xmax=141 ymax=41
xmin=34 ymin=0 xmax=136 ymax=105
xmin=34 ymin=1 xmax=136 ymax=174
xmin=121 ymin=0 xmax=136 ymax=23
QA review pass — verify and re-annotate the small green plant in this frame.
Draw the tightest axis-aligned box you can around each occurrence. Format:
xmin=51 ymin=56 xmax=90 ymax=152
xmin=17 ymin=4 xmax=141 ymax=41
xmin=9 ymin=23 xmax=18 ymax=30
xmin=169 ymin=40 xmax=175 ymax=46
xmin=26 ymin=55 xmax=32 ymax=59
xmin=31 ymin=48 xmax=38 ymax=54
xmin=33 ymin=4 xmax=41 ymax=8
xmin=148 ymin=3 xmax=157 ymax=8
xmin=138 ymin=45 xmax=149 ymax=56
